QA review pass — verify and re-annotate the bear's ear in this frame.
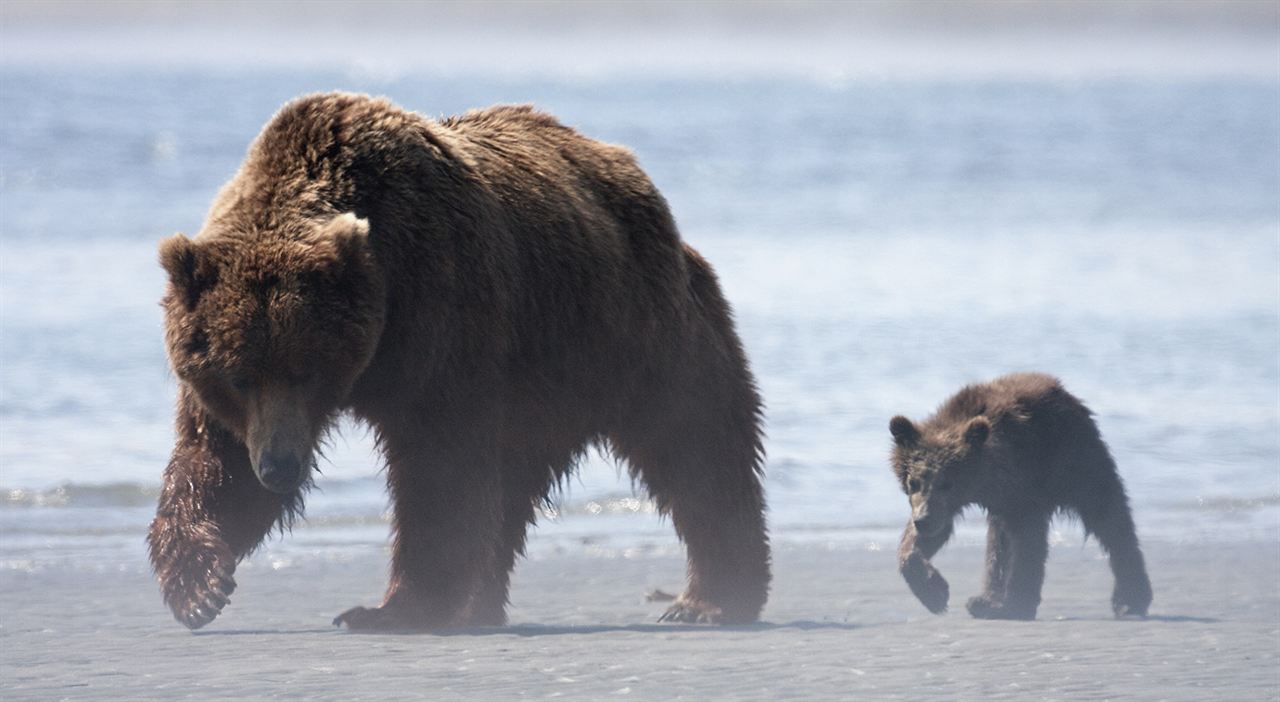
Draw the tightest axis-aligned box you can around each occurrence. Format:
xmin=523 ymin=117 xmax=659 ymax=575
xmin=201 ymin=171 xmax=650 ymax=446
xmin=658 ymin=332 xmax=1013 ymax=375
xmin=889 ymin=415 xmax=920 ymax=446
xmin=964 ymin=417 xmax=991 ymax=449
xmin=159 ymin=234 xmax=213 ymax=309
xmin=320 ymin=212 xmax=371 ymax=262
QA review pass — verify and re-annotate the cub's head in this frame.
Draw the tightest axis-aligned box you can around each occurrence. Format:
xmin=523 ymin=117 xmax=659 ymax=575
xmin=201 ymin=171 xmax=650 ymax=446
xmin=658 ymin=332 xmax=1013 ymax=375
xmin=888 ymin=414 xmax=990 ymax=536
xmin=159 ymin=212 xmax=385 ymax=494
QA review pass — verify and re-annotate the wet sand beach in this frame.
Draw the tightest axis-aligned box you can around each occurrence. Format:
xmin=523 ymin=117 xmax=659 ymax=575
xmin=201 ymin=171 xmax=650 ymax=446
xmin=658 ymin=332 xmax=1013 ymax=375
xmin=1 ymin=2 xmax=1277 ymax=700
xmin=3 ymin=540 xmax=1276 ymax=700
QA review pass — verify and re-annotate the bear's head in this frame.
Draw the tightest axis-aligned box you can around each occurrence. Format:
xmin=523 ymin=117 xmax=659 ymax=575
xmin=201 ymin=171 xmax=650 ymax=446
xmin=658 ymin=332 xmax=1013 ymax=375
xmin=159 ymin=212 xmax=385 ymax=494
xmin=888 ymin=414 xmax=990 ymax=536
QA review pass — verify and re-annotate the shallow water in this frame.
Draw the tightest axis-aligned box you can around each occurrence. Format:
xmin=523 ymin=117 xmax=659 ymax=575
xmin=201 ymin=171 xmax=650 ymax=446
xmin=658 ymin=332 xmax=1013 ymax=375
xmin=1 ymin=68 xmax=1277 ymax=571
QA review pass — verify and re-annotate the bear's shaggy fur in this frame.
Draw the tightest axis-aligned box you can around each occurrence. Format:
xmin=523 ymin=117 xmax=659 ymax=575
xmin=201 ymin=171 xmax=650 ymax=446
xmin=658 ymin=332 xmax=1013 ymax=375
xmin=889 ymin=373 xmax=1152 ymax=620
xmin=148 ymin=93 xmax=770 ymax=630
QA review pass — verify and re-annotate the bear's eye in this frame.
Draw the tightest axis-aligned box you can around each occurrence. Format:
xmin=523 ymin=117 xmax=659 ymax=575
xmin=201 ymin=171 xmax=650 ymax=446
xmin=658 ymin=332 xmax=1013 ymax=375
xmin=229 ymin=376 xmax=252 ymax=394
xmin=907 ymin=478 xmax=922 ymax=494
xmin=184 ymin=329 xmax=209 ymax=356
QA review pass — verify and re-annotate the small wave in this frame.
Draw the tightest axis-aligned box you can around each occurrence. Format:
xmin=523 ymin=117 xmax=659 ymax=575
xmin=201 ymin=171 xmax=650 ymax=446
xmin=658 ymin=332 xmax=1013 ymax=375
xmin=540 ymin=493 xmax=658 ymax=519
xmin=2 ymin=482 xmax=158 ymax=508
xmin=1177 ymin=494 xmax=1280 ymax=513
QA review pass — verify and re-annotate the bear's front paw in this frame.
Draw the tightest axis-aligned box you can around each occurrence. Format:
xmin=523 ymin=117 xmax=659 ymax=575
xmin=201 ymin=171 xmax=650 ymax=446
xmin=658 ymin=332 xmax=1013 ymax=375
xmin=333 ymin=605 xmax=400 ymax=631
xmin=333 ymin=599 xmax=453 ymax=632
xmin=155 ymin=534 xmax=237 ymax=630
xmin=901 ymin=555 xmax=949 ymax=614
xmin=658 ymin=597 xmax=725 ymax=625
xmin=966 ymin=596 xmax=1035 ymax=621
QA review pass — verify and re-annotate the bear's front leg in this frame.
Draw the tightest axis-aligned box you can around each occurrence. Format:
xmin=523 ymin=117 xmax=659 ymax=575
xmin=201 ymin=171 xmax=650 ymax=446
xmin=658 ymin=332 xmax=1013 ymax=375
xmin=898 ymin=518 xmax=954 ymax=614
xmin=967 ymin=514 xmax=1048 ymax=621
xmin=966 ymin=514 xmax=1015 ymax=616
xmin=149 ymin=397 xmax=296 ymax=629
xmin=334 ymin=430 xmax=502 ymax=631
xmin=150 ymin=517 xmax=237 ymax=630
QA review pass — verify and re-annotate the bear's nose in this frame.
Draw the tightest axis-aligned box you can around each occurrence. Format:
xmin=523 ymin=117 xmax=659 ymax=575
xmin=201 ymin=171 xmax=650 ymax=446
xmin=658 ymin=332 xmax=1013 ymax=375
xmin=257 ymin=451 xmax=302 ymax=493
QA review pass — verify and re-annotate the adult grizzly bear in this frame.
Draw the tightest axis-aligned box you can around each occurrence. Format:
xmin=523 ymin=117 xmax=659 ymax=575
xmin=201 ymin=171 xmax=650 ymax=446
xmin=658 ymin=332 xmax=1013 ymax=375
xmin=148 ymin=92 xmax=770 ymax=630
xmin=889 ymin=373 xmax=1152 ymax=620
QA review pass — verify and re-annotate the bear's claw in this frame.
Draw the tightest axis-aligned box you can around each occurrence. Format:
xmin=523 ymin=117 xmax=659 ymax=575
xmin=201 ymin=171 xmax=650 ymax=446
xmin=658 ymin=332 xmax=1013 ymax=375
xmin=332 ymin=606 xmax=380 ymax=630
xmin=1112 ymin=602 xmax=1149 ymax=619
xmin=175 ymin=562 xmax=235 ymax=630
xmin=1112 ymin=581 xmax=1152 ymax=619
xmin=333 ymin=603 xmax=440 ymax=631
xmin=966 ymin=595 xmax=1036 ymax=621
xmin=658 ymin=599 xmax=724 ymax=624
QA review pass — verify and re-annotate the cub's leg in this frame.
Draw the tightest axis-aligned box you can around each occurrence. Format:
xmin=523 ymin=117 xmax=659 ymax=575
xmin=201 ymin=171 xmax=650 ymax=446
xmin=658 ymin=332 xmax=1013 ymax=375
xmin=965 ymin=514 xmax=1014 ymax=615
xmin=968 ymin=513 xmax=1048 ymax=620
xmin=1077 ymin=470 xmax=1153 ymax=617
xmin=898 ymin=518 xmax=955 ymax=614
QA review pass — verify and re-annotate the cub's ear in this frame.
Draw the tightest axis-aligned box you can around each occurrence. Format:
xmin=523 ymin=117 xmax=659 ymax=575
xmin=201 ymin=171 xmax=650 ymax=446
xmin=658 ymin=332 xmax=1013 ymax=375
xmin=158 ymin=234 xmax=212 ymax=309
xmin=320 ymin=212 xmax=371 ymax=262
xmin=889 ymin=415 xmax=920 ymax=446
xmin=964 ymin=417 xmax=991 ymax=449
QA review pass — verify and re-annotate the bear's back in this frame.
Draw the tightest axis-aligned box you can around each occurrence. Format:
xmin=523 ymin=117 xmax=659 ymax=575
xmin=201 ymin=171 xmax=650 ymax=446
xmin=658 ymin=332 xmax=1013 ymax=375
xmin=930 ymin=373 xmax=1094 ymax=441
xmin=437 ymin=104 xmax=664 ymax=220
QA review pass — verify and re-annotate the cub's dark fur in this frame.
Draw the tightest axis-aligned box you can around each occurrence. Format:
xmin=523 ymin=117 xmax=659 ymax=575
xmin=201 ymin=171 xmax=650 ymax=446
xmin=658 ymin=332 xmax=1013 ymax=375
xmin=890 ymin=373 xmax=1152 ymax=620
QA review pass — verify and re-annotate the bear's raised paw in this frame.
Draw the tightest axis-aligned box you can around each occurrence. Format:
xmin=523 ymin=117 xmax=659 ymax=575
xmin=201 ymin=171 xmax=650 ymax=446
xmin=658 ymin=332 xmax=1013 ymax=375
xmin=157 ymin=535 xmax=237 ymax=631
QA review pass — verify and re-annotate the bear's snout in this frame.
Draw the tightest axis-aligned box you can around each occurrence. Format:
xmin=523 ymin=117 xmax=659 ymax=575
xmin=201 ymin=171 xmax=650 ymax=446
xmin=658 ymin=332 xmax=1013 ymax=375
xmin=243 ymin=385 xmax=316 ymax=494
xmin=255 ymin=449 xmax=307 ymax=493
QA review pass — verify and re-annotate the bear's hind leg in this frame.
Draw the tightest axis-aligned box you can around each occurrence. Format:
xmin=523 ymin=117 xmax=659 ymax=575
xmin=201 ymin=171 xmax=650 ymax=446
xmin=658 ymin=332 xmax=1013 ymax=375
xmin=334 ymin=426 xmax=502 ymax=631
xmin=1077 ymin=471 xmax=1153 ymax=618
xmin=606 ymin=244 xmax=770 ymax=624
xmin=611 ymin=402 xmax=770 ymax=625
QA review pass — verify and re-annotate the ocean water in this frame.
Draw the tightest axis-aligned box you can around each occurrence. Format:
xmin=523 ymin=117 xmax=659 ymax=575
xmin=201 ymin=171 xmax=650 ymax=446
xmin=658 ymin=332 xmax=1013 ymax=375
xmin=1 ymin=68 xmax=1277 ymax=574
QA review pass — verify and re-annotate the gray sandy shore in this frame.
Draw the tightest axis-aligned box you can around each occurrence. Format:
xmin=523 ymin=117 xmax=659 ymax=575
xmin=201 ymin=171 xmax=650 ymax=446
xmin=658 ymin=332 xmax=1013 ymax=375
xmin=2 ymin=540 xmax=1277 ymax=700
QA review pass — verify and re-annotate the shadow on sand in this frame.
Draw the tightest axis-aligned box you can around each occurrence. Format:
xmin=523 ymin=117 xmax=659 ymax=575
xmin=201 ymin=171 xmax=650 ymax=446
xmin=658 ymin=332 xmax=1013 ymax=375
xmin=193 ymin=613 xmax=1219 ymax=636
xmin=1046 ymin=613 xmax=1219 ymax=624
xmin=195 ymin=620 xmax=861 ymax=637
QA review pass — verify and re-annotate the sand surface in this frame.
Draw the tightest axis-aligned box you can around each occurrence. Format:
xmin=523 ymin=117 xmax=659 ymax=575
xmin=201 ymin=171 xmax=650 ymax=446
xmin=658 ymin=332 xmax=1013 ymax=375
xmin=2 ymin=539 xmax=1277 ymax=700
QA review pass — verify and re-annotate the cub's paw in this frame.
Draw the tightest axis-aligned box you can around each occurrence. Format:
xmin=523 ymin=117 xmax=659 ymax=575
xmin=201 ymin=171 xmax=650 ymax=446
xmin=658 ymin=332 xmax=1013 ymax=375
xmin=156 ymin=536 xmax=236 ymax=630
xmin=658 ymin=598 xmax=725 ymax=625
xmin=901 ymin=556 xmax=949 ymax=614
xmin=966 ymin=596 xmax=1035 ymax=621
xmin=1112 ymin=583 xmax=1152 ymax=619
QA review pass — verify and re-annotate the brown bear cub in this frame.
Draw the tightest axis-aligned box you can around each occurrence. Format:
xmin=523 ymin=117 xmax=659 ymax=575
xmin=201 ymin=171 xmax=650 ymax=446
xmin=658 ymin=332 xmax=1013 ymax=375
xmin=148 ymin=92 xmax=770 ymax=630
xmin=890 ymin=373 xmax=1152 ymax=620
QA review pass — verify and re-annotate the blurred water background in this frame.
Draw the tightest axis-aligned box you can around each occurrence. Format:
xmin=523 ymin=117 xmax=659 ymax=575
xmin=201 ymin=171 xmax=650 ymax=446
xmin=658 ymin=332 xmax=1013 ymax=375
xmin=1 ymin=1 xmax=1277 ymax=574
